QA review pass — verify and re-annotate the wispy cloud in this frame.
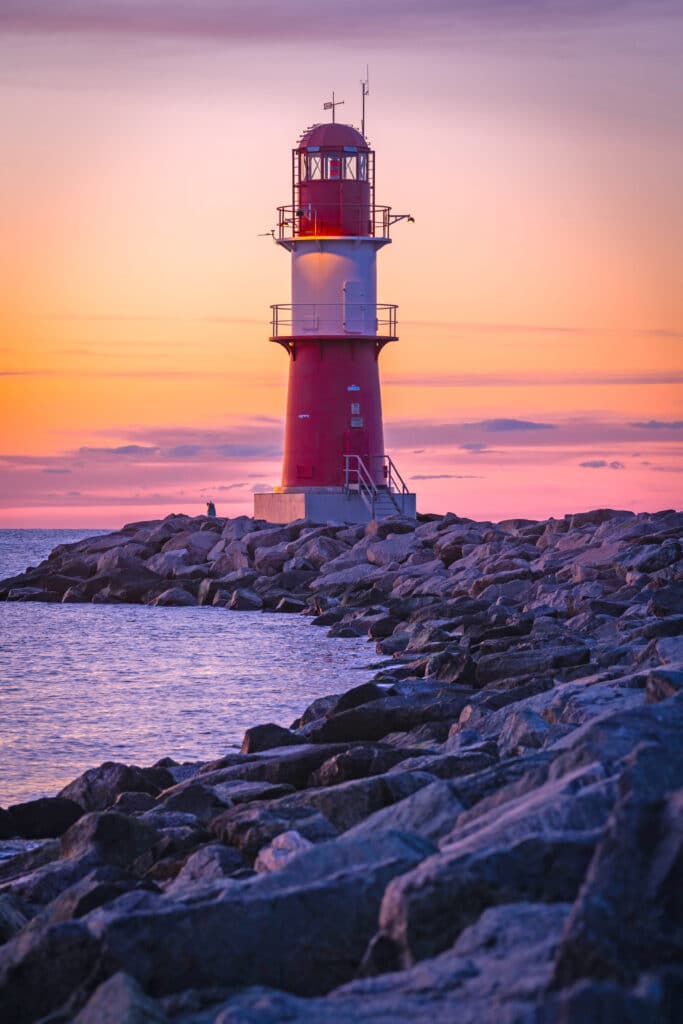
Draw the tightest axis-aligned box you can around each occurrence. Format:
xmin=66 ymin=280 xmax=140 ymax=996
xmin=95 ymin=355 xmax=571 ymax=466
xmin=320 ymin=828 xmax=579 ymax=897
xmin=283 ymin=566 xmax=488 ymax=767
xmin=411 ymin=473 xmax=483 ymax=480
xmin=2 ymin=1 xmax=671 ymax=43
xmin=579 ymin=459 xmax=626 ymax=470
xmin=384 ymin=372 xmax=683 ymax=389
xmin=630 ymin=420 xmax=683 ymax=429
xmin=466 ymin=418 xmax=555 ymax=432
xmin=460 ymin=442 xmax=491 ymax=452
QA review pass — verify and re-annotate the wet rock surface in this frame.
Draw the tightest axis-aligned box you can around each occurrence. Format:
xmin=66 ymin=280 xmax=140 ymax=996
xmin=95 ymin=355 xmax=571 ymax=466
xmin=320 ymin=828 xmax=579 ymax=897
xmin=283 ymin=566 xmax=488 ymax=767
xmin=1 ymin=507 xmax=683 ymax=1022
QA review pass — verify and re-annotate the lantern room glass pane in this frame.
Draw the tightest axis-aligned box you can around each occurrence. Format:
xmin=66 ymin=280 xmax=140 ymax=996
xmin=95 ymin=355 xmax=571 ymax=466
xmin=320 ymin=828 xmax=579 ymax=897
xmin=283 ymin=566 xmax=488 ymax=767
xmin=325 ymin=154 xmax=341 ymax=179
xmin=357 ymin=153 xmax=368 ymax=181
xmin=344 ymin=155 xmax=357 ymax=180
xmin=306 ymin=154 xmax=322 ymax=180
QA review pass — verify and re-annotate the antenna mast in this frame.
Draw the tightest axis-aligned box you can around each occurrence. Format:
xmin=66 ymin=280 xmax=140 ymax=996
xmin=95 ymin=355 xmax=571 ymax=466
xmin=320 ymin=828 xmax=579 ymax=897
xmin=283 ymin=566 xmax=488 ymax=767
xmin=361 ymin=66 xmax=370 ymax=138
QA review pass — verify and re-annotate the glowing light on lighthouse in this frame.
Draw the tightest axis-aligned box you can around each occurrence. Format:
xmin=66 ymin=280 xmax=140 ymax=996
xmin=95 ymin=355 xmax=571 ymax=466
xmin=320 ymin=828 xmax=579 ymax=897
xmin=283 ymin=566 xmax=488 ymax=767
xmin=254 ymin=98 xmax=416 ymax=524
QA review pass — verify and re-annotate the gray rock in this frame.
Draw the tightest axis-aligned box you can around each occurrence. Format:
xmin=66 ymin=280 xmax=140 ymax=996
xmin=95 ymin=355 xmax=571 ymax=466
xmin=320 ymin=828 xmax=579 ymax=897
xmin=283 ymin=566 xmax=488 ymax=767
xmin=166 ymin=844 xmax=245 ymax=895
xmin=309 ymin=745 xmax=414 ymax=787
xmin=74 ymin=970 xmax=169 ymax=1023
xmin=553 ymin=736 xmax=683 ymax=987
xmin=345 ymin=780 xmax=464 ymax=843
xmin=253 ymin=830 xmax=314 ymax=873
xmin=86 ymin=832 xmax=434 ymax=998
xmin=0 ymin=919 xmax=100 ymax=1024
xmin=368 ymin=829 xmax=596 ymax=969
xmin=59 ymin=762 xmax=173 ymax=812
xmin=0 ymin=894 xmax=29 ymax=945
xmin=60 ymin=812 xmax=159 ymax=869
xmin=498 ymin=708 xmax=550 ymax=757
xmin=229 ymin=588 xmax=263 ymax=611
xmin=144 ymin=549 xmax=189 ymax=577
xmin=241 ymin=723 xmax=303 ymax=754
xmin=149 ymin=587 xmax=197 ymax=607
xmin=209 ymin=802 xmax=337 ymax=860
xmin=7 ymin=797 xmax=83 ymax=839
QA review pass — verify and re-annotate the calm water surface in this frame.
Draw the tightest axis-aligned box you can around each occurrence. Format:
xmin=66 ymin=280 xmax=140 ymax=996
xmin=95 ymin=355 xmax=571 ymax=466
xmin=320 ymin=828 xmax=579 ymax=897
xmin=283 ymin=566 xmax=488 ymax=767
xmin=0 ymin=530 xmax=373 ymax=807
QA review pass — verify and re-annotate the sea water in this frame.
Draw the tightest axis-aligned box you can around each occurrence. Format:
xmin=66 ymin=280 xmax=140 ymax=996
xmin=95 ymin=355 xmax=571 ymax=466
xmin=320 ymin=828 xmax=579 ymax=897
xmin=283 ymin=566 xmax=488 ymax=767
xmin=0 ymin=529 xmax=373 ymax=807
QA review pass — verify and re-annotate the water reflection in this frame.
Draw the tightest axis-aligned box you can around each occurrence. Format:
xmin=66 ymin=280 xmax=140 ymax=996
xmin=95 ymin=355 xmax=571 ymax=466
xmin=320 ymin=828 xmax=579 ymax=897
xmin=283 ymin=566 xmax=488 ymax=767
xmin=0 ymin=602 xmax=373 ymax=804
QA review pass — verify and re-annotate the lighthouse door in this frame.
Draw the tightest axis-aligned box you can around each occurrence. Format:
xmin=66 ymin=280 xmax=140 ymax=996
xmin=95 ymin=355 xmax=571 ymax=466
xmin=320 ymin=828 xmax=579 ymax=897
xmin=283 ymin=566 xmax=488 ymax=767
xmin=343 ymin=280 xmax=367 ymax=334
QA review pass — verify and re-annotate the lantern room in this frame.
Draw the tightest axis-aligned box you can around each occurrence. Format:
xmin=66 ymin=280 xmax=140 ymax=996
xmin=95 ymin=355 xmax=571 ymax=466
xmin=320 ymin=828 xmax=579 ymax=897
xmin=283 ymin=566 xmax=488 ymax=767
xmin=285 ymin=123 xmax=379 ymax=238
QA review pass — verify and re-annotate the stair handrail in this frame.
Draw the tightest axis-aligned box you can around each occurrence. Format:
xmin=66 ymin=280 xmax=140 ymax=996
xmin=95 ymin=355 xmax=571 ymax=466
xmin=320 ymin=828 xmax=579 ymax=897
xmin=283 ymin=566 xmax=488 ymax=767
xmin=343 ymin=453 xmax=378 ymax=517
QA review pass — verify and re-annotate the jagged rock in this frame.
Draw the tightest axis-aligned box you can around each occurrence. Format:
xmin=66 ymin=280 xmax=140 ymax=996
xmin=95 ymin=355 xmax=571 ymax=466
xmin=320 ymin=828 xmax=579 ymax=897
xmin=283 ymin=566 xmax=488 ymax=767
xmin=280 ymin=770 xmax=435 ymax=832
xmin=645 ymin=666 xmax=683 ymax=703
xmin=345 ymin=780 xmax=464 ymax=843
xmin=60 ymin=812 xmax=160 ymax=868
xmin=73 ymin=970 xmax=169 ymax=1023
xmin=0 ymin=918 xmax=101 ymax=1024
xmin=302 ymin=692 xmax=471 ymax=744
xmin=241 ymin=723 xmax=303 ymax=754
xmin=85 ymin=832 xmax=434 ymax=999
xmin=290 ymin=693 xmax=342 ymax=728
xmin=144 ymin=550 xmax=189 ymax=577
xmin=209 ymin=802 xmax=338 ymax=860
xmin=498 ymin=708 xmax=550 ymax=757
xmin=196 ymin=743 xmax=352 ymax=790
xmin=7 ymin=796 xmax=83 ymax=839
xmin=0 ymin=807 xmax=16 ymax=839
xmin=309 ymin=745 xmax=414 ymax=787
xmin=0 ymin=894 xmax=29 ymax=945
xmin=229 ymin=588 xmax=263 ymax=611
xmin=149 ymin=587 xmax=197 ymax=607
xmin=254 ymin=830 xmax=314 ymax=873
xmin=552 ymin=728 xmax=683 ymax=988
xmin=45 ymin=866 xmax=145 ymax=924
xmin=166 ymin=844 xmax=246 ymax=895
xmin=274 ymin=596 xmax=307 ymax=613
xmin=59 ymin=762 xmax=173 ymax=812
xmin=368 ymin=830 xmax=596 ymax=970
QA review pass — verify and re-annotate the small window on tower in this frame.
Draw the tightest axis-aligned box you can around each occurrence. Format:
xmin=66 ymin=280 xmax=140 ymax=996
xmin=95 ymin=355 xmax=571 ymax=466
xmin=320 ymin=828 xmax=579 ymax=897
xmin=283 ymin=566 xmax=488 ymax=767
xmin=351 ymin=416 xmax=364 ymax=428
xmin=351 ymin=402 xmax=360 ymax=415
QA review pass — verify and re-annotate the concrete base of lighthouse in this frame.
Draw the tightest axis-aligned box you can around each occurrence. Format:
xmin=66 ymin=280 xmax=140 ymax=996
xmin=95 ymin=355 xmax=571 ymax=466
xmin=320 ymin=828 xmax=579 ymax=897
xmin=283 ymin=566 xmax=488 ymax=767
xmin=254 ymin=489 xmax=416 ymax=525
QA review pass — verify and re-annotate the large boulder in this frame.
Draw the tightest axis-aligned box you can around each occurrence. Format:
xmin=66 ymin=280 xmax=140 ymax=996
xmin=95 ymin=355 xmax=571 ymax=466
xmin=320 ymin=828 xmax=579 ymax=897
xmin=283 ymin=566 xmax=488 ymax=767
xmin=60 ymin=812 xmax=160 ymax=869
xmin=59 ymin=762 xmax=173 ymax=812
xmin=366 ymin=830 xmax=597 ymax=971
xmin=241 ymin=723 xmax=304 ymax=754
xmin=552 ymin=733 xmax=683 ymax=988
xmin=267 ymin=770 xmax=437 ymax=834
xmin=209 ymin=802 xmax=338 ymax=860
xmin=0 ymin=919 xmax=101 ymax=1024
xmin=345 ymin=779 xmax=465 ymax=844
xmin=85 ymin=832 xmax=435 ymax=999
xmin=73 ymin=971 xmax=169 ymax=1023
xmin=7 ymin=797 xmax=83 ymax=839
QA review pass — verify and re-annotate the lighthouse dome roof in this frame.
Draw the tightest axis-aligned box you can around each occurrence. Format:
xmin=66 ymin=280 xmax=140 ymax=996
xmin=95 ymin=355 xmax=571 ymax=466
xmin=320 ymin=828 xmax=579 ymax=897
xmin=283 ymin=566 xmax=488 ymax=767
xmin=296 ymin=122 xmax=368 ymax=150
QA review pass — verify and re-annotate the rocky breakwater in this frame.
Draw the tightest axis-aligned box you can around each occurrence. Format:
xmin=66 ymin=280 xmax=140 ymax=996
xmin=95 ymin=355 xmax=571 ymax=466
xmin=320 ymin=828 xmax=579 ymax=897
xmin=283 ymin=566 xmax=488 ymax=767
xmin=0 ymin=506 xmax=682 ymax=1022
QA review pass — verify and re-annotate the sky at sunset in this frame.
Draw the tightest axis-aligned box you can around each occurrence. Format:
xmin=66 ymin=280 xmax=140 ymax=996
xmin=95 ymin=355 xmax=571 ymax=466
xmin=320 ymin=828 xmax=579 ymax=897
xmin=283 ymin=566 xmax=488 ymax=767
xmin=1 ymin=0 xmax=681 ymax=528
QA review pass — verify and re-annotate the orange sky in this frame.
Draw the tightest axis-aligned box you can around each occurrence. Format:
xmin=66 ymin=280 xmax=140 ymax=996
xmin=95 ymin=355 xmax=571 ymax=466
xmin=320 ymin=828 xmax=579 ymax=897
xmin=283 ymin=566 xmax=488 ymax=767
xmin=1 ymin=3 xmax=681 ymax=527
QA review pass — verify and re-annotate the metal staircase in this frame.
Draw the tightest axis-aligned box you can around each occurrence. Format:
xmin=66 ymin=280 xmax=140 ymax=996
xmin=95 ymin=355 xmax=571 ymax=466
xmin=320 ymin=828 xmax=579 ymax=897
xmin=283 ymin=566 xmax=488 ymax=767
xmin=343 ymin=454 xmax=411 ymax=519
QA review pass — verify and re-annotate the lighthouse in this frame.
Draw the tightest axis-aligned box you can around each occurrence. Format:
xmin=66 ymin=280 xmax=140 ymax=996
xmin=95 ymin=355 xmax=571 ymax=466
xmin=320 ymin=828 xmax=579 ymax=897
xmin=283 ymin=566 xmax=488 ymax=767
xmin=254 ymin=103 xmax=416 ymax=525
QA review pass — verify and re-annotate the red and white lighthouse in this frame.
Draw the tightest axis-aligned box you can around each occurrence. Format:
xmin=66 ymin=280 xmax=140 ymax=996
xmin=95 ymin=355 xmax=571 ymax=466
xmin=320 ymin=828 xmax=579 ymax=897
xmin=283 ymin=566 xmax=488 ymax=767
xmin=254 ymin=108 xmax=416 ymax=524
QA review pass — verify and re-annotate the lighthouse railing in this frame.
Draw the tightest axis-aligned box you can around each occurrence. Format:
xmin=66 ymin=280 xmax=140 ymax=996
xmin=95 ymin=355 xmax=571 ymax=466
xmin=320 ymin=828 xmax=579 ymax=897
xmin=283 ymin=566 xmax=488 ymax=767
xmin=343 ymin=454 xmax=378 ymax=516
xmin=277 ymin=204 xmax=392 ymax=240
xmin=374 ymin=456 xmax=410 ymax=508
xmin=271 ymin=303 xmax=397 ymax=340
xmin=343 ymin=454 xmax=410 ymax=516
